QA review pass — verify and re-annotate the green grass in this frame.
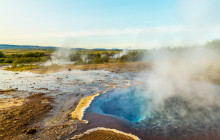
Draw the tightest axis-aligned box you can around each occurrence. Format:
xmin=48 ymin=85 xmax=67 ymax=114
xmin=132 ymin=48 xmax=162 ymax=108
xmin=4 ymin=64 xmax=39 ymax=71
xmin=0 ymin=49 xmax=54 ymax=55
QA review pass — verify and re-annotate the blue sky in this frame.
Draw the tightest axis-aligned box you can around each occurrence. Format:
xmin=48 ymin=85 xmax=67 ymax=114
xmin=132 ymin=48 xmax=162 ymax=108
xmin=0 ymin=0 xmax=220 ymax=49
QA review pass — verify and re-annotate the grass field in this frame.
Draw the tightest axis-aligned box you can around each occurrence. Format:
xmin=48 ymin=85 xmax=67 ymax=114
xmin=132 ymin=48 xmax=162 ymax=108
xmin=0 ymin=49 xmax=54 ymax=55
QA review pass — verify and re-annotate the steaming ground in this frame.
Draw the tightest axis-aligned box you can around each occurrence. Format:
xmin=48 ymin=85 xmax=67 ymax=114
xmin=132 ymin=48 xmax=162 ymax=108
xmin=0 ymin=68 xmax=134 ymax=97
xmin=137 ymin=48 xmax=220 ymax=137
xmin=140 ymin=48 xmax=220 ymax=137
xmin=83 ymin=48 xmax=220 ymax=139
xmin=44 ymin=48 xmax=74 ymax=66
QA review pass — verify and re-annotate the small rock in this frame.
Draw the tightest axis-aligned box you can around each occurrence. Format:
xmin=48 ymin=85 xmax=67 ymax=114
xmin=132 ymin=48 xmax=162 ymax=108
xmin=25 ymin=128 xmax=37 ymax=134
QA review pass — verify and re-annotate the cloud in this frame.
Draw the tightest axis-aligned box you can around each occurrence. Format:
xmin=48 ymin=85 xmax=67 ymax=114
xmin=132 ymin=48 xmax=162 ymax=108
xmin=1 ymin=24 xmax=220 ymax=49
xmin=0 ymin=26 xmax=183 ymax=39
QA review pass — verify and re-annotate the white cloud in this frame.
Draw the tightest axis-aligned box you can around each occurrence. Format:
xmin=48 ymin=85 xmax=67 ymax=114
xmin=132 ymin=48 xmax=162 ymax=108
xmin=1 ymin=25 xmax=220 ymax=49
xmin=0 ymin=26 xmax=183 ymax=39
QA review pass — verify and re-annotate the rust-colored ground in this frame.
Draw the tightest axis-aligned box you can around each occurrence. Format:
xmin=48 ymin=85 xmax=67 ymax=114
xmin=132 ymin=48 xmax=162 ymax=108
xmin=31 ymin=62 xmax=151 ymax=74
xmin=70 ymin=62 xmax=150 ymax=73
xmin=74 ymin=130 xmax=136 ymax=140
xmin=0 ymin=93 xmax=53 ymax=140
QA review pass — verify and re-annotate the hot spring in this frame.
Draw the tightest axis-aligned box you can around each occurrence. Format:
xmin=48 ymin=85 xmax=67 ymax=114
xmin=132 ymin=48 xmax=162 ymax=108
xmin=85 ymin=86 xmax=220 ymax=138
xmin=86 ymin=87 xmax=147 ymax=123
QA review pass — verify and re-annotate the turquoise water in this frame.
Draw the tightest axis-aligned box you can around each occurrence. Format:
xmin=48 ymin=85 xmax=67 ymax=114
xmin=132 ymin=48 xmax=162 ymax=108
xmin=87 ymin=87 xmax=147 ymax=122
xmin=86 ymin=86 xmax=220 ymax=136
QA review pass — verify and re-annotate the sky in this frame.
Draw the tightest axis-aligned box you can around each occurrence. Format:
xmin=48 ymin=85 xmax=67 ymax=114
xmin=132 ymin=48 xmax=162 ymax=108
xmin=0 ymin=0 xmax=220 ymax=49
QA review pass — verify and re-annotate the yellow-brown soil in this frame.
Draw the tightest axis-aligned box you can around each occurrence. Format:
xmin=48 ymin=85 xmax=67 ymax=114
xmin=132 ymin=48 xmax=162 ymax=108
xmin=0 ymin=93 xmax=53 ymax=140
xmin=0 ymin=98 xmax=26 ymax=110
xmin=70 ymin=93 xmax=99 ymax=123
xmin=73 ymin=129 xmax=138 ymax=140
xmin=31 ymin=62 xmax=150 ymax=74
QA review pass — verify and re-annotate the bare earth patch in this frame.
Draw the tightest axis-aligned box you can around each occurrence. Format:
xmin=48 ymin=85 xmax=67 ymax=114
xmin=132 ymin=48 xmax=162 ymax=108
xmin=31 ymin=62 xmax=150 ymax=74
xmin=0 ymin=93 xmax=53 ymax=140
xmin=0 ymin=98 xmax=26 ymax=110
xmin=73 ymin=128 xmax=139 ymax=140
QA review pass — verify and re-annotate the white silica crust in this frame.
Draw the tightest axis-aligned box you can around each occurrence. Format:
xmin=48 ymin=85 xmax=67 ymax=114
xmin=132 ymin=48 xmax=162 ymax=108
xmin=72 ymin=127 xmax=140 ymax=140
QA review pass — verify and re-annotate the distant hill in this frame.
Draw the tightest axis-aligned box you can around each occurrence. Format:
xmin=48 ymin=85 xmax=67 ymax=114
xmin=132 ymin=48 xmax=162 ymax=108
xmin=0 ymin=44 xmax=57 ymax=49
xmin=92 ymin=48 xmax=122 ymax=51
xmin=0 ymin=44 xmax=123 ymax=51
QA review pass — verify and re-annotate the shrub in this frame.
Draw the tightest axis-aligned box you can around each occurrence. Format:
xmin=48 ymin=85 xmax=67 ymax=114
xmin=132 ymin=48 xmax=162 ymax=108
xmin=0 ymin=58 xmax=5 ymax=63
xmin=0 ymin=51 xmax=4 ymax=58
xmin=3 ymin=58 xmax=13 ymax=63
xmin=120 ymin=51 xmax=144 ymax=62
xmin=11 ymin=59 xmax=18 ymax=69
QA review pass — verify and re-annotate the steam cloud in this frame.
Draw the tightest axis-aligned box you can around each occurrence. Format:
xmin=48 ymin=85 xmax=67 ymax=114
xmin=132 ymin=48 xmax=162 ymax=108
xmin=113 ymin=49 xmax=129 ymax=58
xmin=44 ymin=48 xmax=74 ymax=66
xmin=138 ymin=47 xmax=220 ymax=135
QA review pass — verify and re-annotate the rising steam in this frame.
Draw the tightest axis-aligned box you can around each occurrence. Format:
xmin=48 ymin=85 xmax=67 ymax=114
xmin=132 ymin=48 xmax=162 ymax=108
xmin=138 ymin=47 xmax=220 ymax=135
xmin=113 ymin=49 xmax=129 ymax=58
xmin=44 ymin=48 xmax=74 ymax=66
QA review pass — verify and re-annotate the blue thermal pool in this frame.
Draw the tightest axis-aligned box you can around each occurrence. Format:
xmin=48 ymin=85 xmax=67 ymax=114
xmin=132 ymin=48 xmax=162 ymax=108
xmin=85 ymin=86 xmax=220 ymax=137
xmin=86 ymin=87 xmax=147 ymax=123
